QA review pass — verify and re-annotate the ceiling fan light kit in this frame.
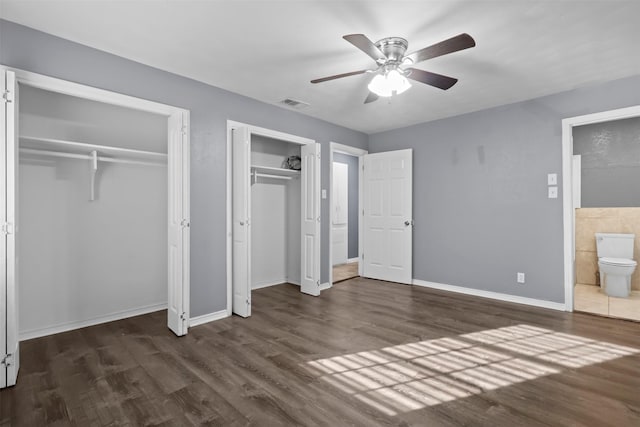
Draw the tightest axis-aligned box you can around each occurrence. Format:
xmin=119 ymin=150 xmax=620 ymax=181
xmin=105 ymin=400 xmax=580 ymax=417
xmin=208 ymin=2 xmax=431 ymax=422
xmin=368 ymin=69 xmax=412 ymax=97
xmin=311 ymin=33 xmax=476 ymax=103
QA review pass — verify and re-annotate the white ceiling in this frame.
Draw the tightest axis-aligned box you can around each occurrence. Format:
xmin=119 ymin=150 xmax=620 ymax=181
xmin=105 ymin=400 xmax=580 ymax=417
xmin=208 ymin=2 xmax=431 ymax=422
xmin=2 ymin=1 xmax=639 ymax=134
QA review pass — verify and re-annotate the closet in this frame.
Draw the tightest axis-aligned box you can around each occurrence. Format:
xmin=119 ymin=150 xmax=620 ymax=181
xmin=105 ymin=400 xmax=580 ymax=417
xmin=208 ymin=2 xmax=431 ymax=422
xmin=1 ymin=68 xmax=190 ymax=389
xmin=231 ymin=125 xmax=320 ymax=318
xmin=19 ymin=85 xmax=168 ymax=339
xmin=250 ymin=135 xmax=302 ymax=290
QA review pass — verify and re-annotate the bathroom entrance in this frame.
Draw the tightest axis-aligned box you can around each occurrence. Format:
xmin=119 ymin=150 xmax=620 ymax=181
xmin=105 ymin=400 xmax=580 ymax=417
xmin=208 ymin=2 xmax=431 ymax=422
xmin=562 ymin=107 xmax=640 ymax=322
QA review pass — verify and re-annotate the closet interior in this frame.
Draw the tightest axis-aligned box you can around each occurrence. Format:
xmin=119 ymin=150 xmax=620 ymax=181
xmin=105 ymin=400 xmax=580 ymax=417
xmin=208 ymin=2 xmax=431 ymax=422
xmin=250 ymin=135 xmax=302 ymax=289
xmin=18 ymin=84 xmax=169 ymax=339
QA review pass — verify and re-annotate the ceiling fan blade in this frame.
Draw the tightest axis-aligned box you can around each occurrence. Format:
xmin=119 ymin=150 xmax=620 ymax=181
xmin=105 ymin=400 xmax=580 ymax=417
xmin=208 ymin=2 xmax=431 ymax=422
xmin=404 ymin=33 xmax=475 ymax=64
xmin=343 ymin=34 xmax=386 ymax=62
xmin=406 ymin=68 xmax=458 ymax=90
xmin=310 ymin=69 xmax=368 ymax=84
xmin=364 ymin=92 xmax=379 ymax=104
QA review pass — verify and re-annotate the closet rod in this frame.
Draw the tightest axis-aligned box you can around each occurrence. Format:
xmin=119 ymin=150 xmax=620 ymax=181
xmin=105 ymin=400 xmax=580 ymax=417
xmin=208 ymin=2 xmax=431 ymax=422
xmin=20 ymin=148 xmax=166 ymax=167
xmin=20 ymin=135 xmax=167 ymax=160
xmin=253 ymin=172 xmax=295 ymax=180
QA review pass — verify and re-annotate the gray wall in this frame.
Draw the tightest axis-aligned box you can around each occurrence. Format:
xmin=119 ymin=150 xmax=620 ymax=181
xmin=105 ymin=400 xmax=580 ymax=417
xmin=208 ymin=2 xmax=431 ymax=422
xmin=333 ymin=152 xmax=359 ymax=259
xmin=0 ymin=19 xmax=368 ymax=317
xmin=369 ymin=75 xmax=640 ymax=303
xmin=573 ymin=117 xmax=640 ymax=207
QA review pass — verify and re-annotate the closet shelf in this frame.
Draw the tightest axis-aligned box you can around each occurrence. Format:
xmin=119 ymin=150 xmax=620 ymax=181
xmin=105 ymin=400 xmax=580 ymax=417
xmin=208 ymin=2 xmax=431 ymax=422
xmin=250 ymin=165 xmax=300 ymax=177
xmin=20 ymin=135 xmax=168 ymax=162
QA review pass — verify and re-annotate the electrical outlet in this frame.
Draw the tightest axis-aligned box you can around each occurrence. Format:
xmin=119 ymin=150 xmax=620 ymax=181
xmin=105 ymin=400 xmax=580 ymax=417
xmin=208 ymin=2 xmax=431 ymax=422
xmin=547 ymin=173 xmax=557 ymax=185
xmin=517 ymin=272 xmax=525 ymax=284
xmin=548 ymin=186 xmax=558 ymax=199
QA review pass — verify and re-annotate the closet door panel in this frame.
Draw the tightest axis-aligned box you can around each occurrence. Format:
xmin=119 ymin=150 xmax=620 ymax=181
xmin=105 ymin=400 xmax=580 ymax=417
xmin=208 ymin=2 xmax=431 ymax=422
xmin=232 ymin=128 xmax=251 ymax=317
xmin=300 ymin=143 xmax=320 ymax=296
xmin=1 ymin=69 xmax=19 ymax=387
xmin=167 ymin=112 xmax=187 ymax=336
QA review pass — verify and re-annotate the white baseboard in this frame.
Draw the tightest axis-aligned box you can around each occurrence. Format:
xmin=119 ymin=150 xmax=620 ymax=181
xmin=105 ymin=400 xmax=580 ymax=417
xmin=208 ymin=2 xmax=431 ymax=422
xmin=189 ymin=309 xmax=229 ymax=327
xmin=347 ymin=257 xmax=359 ymax=263
xmin=412 ymin=279 xmax=567 ymax=311
xmin=19 ymin=302 xmax=168 ymax=341
xmin=319 ymin=282 xmax=332 ymax=291
xmin=252 ymin=279 xmax=288 ymax=290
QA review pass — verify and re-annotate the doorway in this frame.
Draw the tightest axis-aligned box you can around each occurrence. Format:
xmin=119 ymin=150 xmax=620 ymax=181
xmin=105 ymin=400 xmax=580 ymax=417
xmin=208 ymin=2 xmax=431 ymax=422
xmin=329 ymin=143 xmax=367 ymax=285
xmin=562 ymin=105 xmax=640 ymax=321
xmin=226 ymin=121 xmax=321 ymax=318
xmin=1 ymin=67 xmax=190 ymax=389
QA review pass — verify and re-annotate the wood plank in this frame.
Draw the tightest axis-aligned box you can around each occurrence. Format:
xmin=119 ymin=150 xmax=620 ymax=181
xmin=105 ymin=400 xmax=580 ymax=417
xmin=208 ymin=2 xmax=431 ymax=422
xmin=1 ymin=278 xmax=639 ymax=426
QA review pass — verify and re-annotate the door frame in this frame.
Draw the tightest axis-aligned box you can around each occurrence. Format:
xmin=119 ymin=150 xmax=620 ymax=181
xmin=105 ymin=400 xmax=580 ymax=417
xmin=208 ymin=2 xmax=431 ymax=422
xmin=561 ymin=105 xmax=640 ymax=312
xmin=0 ymin=65 xmax=191 ymax=337
xmin=226 ymin=120 xmax=317 ymax=314
xmin=329 ymin=142 xmax=367 ymax=286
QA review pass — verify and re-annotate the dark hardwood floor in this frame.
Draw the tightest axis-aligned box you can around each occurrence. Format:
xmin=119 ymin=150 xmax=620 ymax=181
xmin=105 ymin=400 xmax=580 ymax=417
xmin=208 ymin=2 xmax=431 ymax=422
xmin=2 ymin=277 xmax=640 ymax=426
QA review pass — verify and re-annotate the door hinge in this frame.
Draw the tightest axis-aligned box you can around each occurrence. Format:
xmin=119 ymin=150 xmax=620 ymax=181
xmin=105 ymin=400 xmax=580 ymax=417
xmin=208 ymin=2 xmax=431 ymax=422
xmin=1 ymin=353 xmax=13 ymax=367
xmin=246 ymin=299 xmax=251 ymax=306
xmin=2 ymin=90 xmax=13 ymax=103
xmin=1 ymin=222 xmax=14 ymax=235
xmin=317 ymin=153 xmax=321 ymax=159
xmin=179 ymin=312 xmax=187 ymax=321
xmin=362 ymin=253 xmax=365 ymax=260
xmin=180 ymin=219 xmax=190 ymax=228
xmin=316 ymin=280 xmax=320 ymax=287
xmin=181 ymin=125 xmax=187 ymax=136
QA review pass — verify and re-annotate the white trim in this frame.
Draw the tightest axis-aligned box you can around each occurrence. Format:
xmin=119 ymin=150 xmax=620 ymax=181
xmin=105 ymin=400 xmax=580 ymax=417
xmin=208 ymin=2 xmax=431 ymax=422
xmin=252 ymin=280 xmax=288 ymax=290
xmin=1 ymin=65 xmax=179 ymax=116
xmin=347 ymin=257 xmax=359 ymax=263
xmin=1 ymin=65 xmax=192 ymax=337
xmin=189 ymin=309 xmax=229 ymax=327
xmin=19 ymin=303 xmax=168 ymax=341
xmin=329 ymin=142 xmax=367 ymax=285
xmin=226 ymin=120 xmax=317 ymax=315
xmin=412 ymin=279 xmax=566 ymax=311
xmin=561 ymin=105 xmax=640 ymax=313
xmin=319 ymin=282 xmax=332 ymax=291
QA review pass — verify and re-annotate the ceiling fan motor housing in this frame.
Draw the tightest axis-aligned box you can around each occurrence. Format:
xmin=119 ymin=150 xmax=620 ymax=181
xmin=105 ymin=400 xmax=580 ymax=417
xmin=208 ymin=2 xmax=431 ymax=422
xmin=375 ymin=37 xmax=409 ymax=63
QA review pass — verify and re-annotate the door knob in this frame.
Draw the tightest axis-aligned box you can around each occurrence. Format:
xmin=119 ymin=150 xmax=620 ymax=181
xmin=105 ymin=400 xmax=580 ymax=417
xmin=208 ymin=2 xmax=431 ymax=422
xmin=404 ymin=220 xmax=411 ymax=226
xmin=239 ymin=221 xmax=245 ymax=225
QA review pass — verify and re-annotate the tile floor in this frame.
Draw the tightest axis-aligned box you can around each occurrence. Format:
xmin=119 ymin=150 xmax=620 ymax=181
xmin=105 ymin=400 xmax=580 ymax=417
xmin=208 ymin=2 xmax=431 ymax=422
xmin=332 ymin=262 xmax=359 ymax=283
xmin=575 ymin=283 xmax=640 ymax=321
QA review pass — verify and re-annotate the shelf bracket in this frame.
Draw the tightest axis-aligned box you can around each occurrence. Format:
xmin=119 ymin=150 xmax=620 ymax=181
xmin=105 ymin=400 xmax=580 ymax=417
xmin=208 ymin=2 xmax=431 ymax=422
xmin=90 ymin=150 xmax=98 ymax=201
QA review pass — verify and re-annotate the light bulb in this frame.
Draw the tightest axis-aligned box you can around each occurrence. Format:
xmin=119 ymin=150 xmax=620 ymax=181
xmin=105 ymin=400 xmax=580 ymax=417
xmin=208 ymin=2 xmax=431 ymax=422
xmin=367 ymin=69 xmax=411 ymax=97
xmin=368 ymin=74 xmax=392 ymax=97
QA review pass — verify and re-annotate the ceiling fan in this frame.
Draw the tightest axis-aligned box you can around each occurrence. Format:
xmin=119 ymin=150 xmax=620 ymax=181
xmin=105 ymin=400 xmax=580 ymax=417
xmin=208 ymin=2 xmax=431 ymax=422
xmin=311 ymin=33 xmax=476 ymax=103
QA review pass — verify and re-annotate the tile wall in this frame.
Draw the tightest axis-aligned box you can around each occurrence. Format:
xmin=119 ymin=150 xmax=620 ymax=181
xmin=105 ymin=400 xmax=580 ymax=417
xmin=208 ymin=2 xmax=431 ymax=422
xmin=575 ymin=208 xmax=640 ymax=290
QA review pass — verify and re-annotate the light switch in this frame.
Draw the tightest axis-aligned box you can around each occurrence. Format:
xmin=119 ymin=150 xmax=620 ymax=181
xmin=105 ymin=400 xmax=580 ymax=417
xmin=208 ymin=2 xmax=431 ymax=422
xmin=321 ymin=189 xmax=327 ymax=199
xmin=547 ymin=173 xmax=557 ymax=185
xmin=548 ymin=186 xmax=558 ymax=199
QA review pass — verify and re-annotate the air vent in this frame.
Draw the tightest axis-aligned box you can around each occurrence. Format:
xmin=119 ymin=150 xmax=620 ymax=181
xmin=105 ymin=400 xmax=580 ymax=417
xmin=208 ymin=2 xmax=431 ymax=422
xmin=279 ymin=98 xmax=310 ymax=109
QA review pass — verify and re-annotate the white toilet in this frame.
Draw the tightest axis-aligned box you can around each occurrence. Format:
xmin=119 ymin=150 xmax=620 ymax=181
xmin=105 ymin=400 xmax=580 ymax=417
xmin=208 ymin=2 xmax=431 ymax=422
xmin=595 ymin=233 xmax=637 ymax=298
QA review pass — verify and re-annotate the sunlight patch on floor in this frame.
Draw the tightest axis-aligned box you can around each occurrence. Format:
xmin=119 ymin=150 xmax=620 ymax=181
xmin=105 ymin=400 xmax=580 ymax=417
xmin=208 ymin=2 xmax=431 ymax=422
xmin=306 ymin=324 xmax=639 ymax=416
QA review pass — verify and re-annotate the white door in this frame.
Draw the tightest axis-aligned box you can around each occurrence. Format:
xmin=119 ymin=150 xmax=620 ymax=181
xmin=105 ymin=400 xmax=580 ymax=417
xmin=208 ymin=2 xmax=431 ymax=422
xmin=232 ymin=128 xmax=251 ymax=316
xmin=301 ymin=143 xmax=321 ymax=295
xmin=1 ymin=69 xmax=19 ymax=387
xmin=332 ymin=162 xmax=348 ymax=265
xmin=362 ymin=149 xmax=413 ymax=284
xmin=167 ymin=112 xmax=189 ymax=336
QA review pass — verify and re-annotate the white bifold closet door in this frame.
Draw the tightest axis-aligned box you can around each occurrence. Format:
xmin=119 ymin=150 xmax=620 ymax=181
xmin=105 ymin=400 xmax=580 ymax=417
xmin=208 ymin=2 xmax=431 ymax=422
xmin=1 ymin=69 xmax=19 ymax=388
xmin=231 ymin=127 xmax=321 ymax=316
xmin=362 ymin=149 xmax=413 ymax=285
xmin=300 ymin=142 xmax=321 ymax=296
xmin=232 ymin=127 xmax=251 ymax=317
xmin=167 ymin=112 xmax=189 ymax=336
